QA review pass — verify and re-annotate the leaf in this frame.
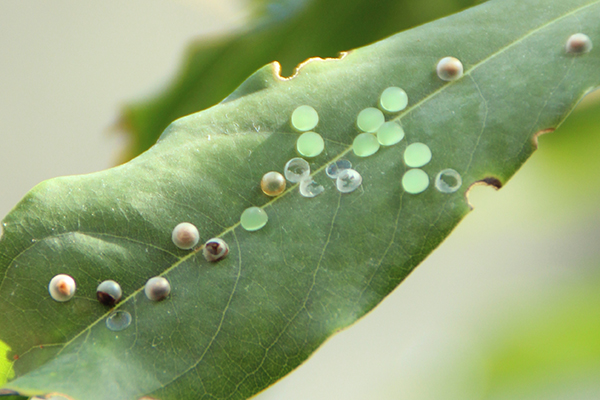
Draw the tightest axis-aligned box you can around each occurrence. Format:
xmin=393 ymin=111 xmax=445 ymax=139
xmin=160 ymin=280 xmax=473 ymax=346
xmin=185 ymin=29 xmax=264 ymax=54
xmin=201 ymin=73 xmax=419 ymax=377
xmin=0 ymin=341 xmax=14 ymax=387
xmin=1 ymin=0 xmax=599 ymax=398
xmin=119 ymin=0 xmax=478 ymax=160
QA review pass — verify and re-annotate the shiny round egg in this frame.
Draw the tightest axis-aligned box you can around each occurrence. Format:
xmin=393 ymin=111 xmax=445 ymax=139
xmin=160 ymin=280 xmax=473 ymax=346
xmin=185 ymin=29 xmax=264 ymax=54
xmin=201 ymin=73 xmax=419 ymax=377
xmin=203 ymin=238 xmax=229 ymax=262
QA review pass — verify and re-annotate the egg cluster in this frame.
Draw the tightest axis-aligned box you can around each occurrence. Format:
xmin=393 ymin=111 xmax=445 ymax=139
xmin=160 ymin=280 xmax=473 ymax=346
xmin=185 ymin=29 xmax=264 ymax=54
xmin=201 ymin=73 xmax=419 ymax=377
xmin=44 ymin=33 xmax=593 ymax=333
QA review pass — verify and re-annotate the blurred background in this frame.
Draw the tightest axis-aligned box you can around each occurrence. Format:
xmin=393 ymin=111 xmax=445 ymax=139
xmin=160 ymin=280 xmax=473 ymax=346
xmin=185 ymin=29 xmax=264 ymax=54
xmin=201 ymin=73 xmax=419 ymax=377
xmin=1 ymin=1 xmax=599 ymax=399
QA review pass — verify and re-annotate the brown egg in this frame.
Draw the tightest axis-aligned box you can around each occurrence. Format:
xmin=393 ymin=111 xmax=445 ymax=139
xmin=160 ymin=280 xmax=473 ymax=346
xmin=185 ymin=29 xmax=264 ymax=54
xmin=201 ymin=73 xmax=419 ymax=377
xmin=260 ymin=171 xmax=286 ymax=196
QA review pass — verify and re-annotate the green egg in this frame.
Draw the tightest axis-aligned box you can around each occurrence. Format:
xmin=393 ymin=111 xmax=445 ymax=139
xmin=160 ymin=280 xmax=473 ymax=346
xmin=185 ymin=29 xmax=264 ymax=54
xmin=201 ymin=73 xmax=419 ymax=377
xmin=240 ymin=207 xmax=268 ymax=231
xmin=291 ymin=105 xmax=319 ymax=131
xmin=380 ymin=87 xmax=408 ymax=112
xmin=357 ymin=107 xmax=385 ymax=133
xmin=377 ymin=121 xmax=405 ymax=146
xmin=353 ymin=133 xmax=380 ymax=157
xmin=404 ymin=143 xmax=432 ymax=167
xmin=296 ymin=131 xmax=325 ymax=157
xmin=402 ymin=169 xmax=429 ymax=194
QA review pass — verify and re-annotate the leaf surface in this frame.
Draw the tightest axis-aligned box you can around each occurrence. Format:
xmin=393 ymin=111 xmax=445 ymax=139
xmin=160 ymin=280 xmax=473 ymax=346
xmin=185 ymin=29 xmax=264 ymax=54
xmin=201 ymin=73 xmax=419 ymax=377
xmin=1 ymin=0 xmax=600 ymax=398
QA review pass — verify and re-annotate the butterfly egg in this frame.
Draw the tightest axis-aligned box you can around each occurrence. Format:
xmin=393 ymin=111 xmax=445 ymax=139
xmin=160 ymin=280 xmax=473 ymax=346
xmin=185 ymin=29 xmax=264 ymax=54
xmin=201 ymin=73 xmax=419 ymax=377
xmin=326 ymin=159 xmax=352 ymax=179
xmin=144 ymin=277 xmax=171 ymax=301
xmin=353 ymin=133 xmax=380 ymax=157
xmin=106 ymin=310 xmax=132 ymax=331
xmin=48 ymin=274 xmax=76 ymax=302
xmin=336 ymin=169 xmax=362 ymax=193
xmin=435 ymin=169 xmax=463 ymax=193
xmin=296 ymin=131 xmax=325 ymax=157
xmin=203 ymin=238 xmax=229 ymax=262
xmin=402 ymin=169 xmax=430 ymax=194
xmin=172 ymin=222 xmax=200 ymax=250
xmin=404 ymin=142 xmax=432 ymax=168
xmin=436 ymin=57 xmax=463 ymax=81
xmin=299 ymin=178 xmax=324 ymax=198
xmin=379 ymin=87 xmax=408 ymax=113
xmin=566 ymin=33 xmax=593 ymax=54
xmin=284 ymin=157 xmax=310 ymax=183
xmin=240 ymin=207 xmax=268 ymax=231
xmin=357 ymin=107 xmax=385 ymax=133
xmin=377 ymin=121 xmax=405 ymax=146
xmin=96 ymin=280 xmax=123 ymax=306
xmin=291 ymin=105 xmax=319 ymax=131
xmin=261 ymin=171 xmax=286 ymax=197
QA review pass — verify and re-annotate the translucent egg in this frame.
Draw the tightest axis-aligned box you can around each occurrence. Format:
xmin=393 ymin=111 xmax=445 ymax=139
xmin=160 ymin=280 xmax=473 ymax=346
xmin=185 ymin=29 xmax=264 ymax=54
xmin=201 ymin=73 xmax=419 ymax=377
xmin=436 ymin=57 xmax=464 ymax=81
xmin=336 ymin=169 xmax=363 ymax=193
xmin=326 ymin=159 xmax=352 ymax=179
xmin=261 ymin=171 xmax=286 ymax=196
xmin=240 ymin=207 xmax=268 ymax=231
xmin=48 ymin=274 xmax=76 ymax=302
xmin=402 ymin=169 xmax=430 ymax=194
xmin=291 ymin=105 xmax=319 ymax=131
xmin=404 ymin=143 xmax=432 ymax=167
xmin=435 ymin=169 xmax=462 ymax=193
xmin=357 ymin=107 xmax=385 ymax=133
xmin=299 ymin=178 xmax=324 ymax=198
xmin=377 ymin=121 xmax=405 ymax=146
xmin=144 ymin=277 xmax=171 ymax=301
xmin=106 ymin=310 xmax=132 ymax=331
xmin=380 ymin=87 xmax=408 ymax=112
xmin=172 ymin=222 xmax=200 ymax=250
xmin=96 ymin=280 xmax=122 ymax=307
xmin=203 ymin=238 xmax=229 ymax=262
xmin=353 ymin=133 xmax=380 ymax=157
xmin=566 ymin=33 xmax=593 ymax=54
xmin=297 ymin=131 xmax=325 ymax=157
xmin=284 ymin=157 xmax=310 ymax=183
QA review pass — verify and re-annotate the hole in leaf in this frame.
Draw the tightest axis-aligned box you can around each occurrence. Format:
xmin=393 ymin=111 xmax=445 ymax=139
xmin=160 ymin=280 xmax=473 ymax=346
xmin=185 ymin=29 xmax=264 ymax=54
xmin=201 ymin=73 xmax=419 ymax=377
xmin=465 ymin=177 xmax=503 ymax=209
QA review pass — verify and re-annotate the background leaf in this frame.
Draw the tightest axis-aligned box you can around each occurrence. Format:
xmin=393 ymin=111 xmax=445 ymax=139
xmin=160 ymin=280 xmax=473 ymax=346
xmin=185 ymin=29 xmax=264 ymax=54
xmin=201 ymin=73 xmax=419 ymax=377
xmin=1 ymin=0 xmax=600 ymax=399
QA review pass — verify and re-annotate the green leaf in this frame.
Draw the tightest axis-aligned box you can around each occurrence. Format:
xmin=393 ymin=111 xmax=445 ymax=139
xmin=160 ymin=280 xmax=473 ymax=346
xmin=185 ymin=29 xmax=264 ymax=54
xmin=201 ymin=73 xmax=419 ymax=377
xmin=1 ymin=0 xmax=599 ymax=398
xmin=120 ymin=0 xmax=478 ymax=160
xmin=0 ymin=341 xmax=14 ymax=387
